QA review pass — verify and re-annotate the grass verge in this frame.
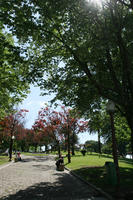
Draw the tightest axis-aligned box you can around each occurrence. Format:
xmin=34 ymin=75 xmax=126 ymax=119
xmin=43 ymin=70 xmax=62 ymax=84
xmin=64 ymin=153 xmax=133 ymax=199
xmin=0 ymin=154 xmax=9 ymax=165
xmin=21 ymin=152 xmax=48 ymax=156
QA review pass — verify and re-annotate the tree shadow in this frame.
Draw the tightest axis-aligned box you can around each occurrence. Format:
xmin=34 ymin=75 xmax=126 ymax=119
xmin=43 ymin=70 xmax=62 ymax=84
xmin=119 ymin=167 xmax=133 ymax=187
xmin=72 ymin=154 xmax=83 ymax=157
xmin=97 ymin=154 xmax=113 ymax=159
xmin=21 ymin=156 xmax=54 ymax=163
xmin=32 ymin=164 xmax=55 ymax=171
xmin=72 ymin=166 xmax=106 ymax=188
xmin=0 ymin=172 xmax=98 ymax=200
xmin=118 ymin=157 xmax=133 ymax=165
xmin=72 ymin=166 xmax=133 ymax=199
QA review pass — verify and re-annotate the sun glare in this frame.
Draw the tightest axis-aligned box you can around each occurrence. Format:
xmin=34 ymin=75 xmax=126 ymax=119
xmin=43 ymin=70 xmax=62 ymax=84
xmin=86 ymin=0 xmax=103 ymax=6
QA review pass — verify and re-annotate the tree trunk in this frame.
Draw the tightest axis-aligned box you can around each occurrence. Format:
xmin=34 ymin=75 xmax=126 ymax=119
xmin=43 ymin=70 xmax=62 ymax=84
xmin=98 ymin=129 xmax=101 ymax=155
xmin=26 ymin=146 xmax=29 ymax=152
xmin=21 ymin=145 xmax=24 ymax=152
xmin=35 ymin=144 xmax=37 ymax=152
xmin=67 ymin=129 xmax=71 ymax=163
xmin=71 ymin=143 xmax=75 ymax=156
xmin=109 ymin=112 xmax=120 ymax=188
xmin=71 ymin=132 xmax=75 ymax=156
xmin=64 ymin=136 xmax=67 ymax=152
xmin=50 ymin=145 xmax=53 ymax=153
xmin=45 ymin=144 xmax=48 ymax=152
xmin=9 ymin=137 xmax=13 ymax=161
xmin=57 ymin=140 xmax=61 ymax=157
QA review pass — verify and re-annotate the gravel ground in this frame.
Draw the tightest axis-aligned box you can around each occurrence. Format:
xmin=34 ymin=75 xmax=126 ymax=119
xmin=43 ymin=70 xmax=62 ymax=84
xmin=0 ymin=155 xmax=108 ymax=200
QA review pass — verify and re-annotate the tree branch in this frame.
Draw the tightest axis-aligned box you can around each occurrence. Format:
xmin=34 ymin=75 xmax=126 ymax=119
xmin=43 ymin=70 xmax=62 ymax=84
xmin=109 ymin=2 xmax=133 ymax=99
xmin=117 ymin=0 xmax=133 ymax=9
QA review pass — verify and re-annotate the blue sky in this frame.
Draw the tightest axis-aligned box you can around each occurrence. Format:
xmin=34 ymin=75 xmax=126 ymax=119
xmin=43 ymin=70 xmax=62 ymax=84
xmin=19 ymin=85 xmax=97 ymax=144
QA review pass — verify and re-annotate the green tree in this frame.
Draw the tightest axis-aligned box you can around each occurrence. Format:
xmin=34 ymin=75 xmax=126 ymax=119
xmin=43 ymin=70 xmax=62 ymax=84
xmin=0 ymin=29 xmax=30 ymax=115
xmin=2 ymin=0 xmax=133 ymax=156
xmin=85 ymin=140 xmax=101 ymax=153
xmin=88 ymin=110 xmax=104 ymax=154
xmin=102 ymin=113 xmax=131 ymax=157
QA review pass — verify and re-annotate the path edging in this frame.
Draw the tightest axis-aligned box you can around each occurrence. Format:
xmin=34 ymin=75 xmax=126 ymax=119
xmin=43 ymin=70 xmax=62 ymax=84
xmin=65 ymin=166 xmax=114 ymax=200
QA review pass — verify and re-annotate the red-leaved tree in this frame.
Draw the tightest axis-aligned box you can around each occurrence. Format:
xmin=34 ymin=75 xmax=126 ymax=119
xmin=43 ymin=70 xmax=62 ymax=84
xmin=33 ymin=106 xmax=64 ymax=155
xmin=32 ymin=105 xmax=88 ymax=163
xmin=0 ymin=109 xmax=28 ymax=160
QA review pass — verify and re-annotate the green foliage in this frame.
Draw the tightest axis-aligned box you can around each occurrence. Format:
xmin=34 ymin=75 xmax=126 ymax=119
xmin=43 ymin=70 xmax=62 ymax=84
xmin=115 ymin=114 xmax=131 ymax=155
xmin=101 ymin=112 xmax=131 ymax=156
xmin=1 ymin=1 xmax=133 ymax=106
xmin=2 ymin=0 xmax=133 ymax=153
xmin=2 ymin=0 xmax=132 ymax=119
xmin=0 ymin=29 xmax=30 ymax=115
xmin=85 ymin=140 xmax=102 ymax=153
xmin=1 ymin=1 xmax=133 ymax=109
xmin=102 ymin=143 xmax=112 ymax=155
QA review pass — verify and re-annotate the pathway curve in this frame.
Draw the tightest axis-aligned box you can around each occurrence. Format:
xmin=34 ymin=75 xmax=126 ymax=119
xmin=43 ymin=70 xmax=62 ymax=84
xmin=0 ymin=155 xmax=108 ymax=200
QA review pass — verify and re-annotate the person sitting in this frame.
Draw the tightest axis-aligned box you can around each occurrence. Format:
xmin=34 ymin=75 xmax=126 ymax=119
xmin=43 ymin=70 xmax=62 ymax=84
xmin=17 ymin=152 xmax=21 ymax=161
xmin=56 ymin=156 xmax=64 ymax=170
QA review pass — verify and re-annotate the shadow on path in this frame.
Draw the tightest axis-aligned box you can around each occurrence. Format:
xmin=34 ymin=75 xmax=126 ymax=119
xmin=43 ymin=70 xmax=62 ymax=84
xmin=21 ymin=156 xmax=54 ymax=163
xmin=0 ymin=172 xmax=98 ymax=200
xmin=32 ymin=164 xmax=55 ymax=171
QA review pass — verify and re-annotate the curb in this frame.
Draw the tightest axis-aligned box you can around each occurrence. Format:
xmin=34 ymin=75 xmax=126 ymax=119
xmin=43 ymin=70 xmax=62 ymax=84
xmin=65 ymin=166 xmax=114 ymax=200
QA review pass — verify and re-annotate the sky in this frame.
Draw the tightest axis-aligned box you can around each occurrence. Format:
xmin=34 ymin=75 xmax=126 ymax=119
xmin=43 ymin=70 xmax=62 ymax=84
xmin=19 ymin=85 xmax=97 ymax=144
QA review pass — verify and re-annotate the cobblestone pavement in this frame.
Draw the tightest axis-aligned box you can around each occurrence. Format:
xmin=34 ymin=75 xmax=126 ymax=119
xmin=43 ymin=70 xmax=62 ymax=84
xmin=0 ymin=155 xmax=108 ymax=200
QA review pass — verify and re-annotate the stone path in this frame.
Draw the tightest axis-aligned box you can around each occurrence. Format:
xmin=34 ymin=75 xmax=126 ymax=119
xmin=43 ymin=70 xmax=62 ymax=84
xmin=0 ymin=155 xmax=108 ymax=200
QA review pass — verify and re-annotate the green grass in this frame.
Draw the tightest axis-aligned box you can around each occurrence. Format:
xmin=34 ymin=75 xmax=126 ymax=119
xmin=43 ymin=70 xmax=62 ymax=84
xmin=64 ymin=153 xmax=133 ymax=198
xmin=21 ymin=152 xmax=49 ymax=156
xmin=0 ymin=154 xmax=9 ymax=165
xmin=64 ymin=153 xmax=113 ymax=169
xmin=50 ymin=151 xmax=69 ymax=156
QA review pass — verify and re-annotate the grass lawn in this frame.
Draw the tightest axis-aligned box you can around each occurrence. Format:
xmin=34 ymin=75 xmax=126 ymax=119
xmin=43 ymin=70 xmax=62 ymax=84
xmin=64 ymin=152 xmax=133 ymax=198
xmin=0 ymin=154 xmax=9 ymax=165
xmin=21 ymin=152 xmax=49 ymax=156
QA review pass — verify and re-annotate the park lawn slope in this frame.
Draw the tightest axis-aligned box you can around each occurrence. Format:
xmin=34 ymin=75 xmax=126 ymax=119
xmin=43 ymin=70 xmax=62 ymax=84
xmin=64 ymin=153 xmax=133 ymax=198
xmin=64 ymin=154 xmax=113 ymax=169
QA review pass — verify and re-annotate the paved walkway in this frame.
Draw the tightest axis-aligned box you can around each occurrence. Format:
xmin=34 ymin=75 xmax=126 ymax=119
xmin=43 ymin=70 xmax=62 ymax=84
xmin=0 ymin=155 xmax=108 ymax=200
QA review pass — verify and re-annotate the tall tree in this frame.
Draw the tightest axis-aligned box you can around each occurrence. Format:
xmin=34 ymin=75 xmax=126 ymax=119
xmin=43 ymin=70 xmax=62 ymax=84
xmin=2 ymin=0 xmax=133 ymax=156
xmin=88 ymin=110 xmax=103 ymax=154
